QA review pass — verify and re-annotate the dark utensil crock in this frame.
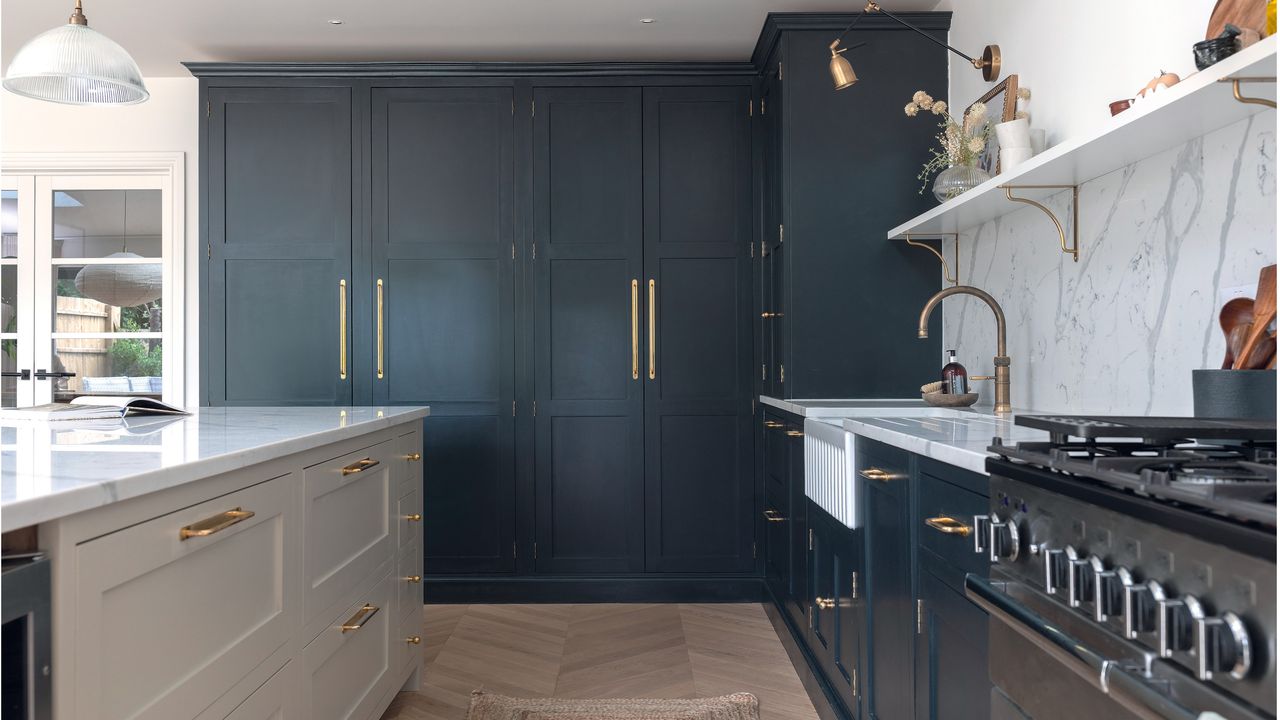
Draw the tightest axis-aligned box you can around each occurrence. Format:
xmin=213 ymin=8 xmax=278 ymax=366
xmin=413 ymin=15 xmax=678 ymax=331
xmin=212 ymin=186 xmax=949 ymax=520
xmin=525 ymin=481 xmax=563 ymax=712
xmin=1192 ymin=369 xmax=1276 ymax=419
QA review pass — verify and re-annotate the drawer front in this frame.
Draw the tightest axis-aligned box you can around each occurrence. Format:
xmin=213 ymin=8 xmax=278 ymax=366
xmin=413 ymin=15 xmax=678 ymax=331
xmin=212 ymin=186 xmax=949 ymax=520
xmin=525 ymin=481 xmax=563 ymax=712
xmin=854 ymin=436 xmax=910 ymax=482
xmin=74 ymin=475 xmax=295 ymax=720
xmin=303 ymin=572 xmax=394 ymax=720
xmin=223 ymin=661 xmax=297 ymax=720
xmin=396 ymin=541 xmax=422 ymax=623
xmin=304 ymin=442 xmax=394 ymax=627
xmin=397 ymin=485 xmax=422 ymax=551
xmin=917 ymin=469 xmax=990 ymax=588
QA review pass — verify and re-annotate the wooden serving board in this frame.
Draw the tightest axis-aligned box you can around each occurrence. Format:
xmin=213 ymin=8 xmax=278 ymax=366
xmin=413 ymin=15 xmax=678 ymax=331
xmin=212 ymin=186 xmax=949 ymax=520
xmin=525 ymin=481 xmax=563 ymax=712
xmin=1207 ymin=0 xmax=1267 ymax=39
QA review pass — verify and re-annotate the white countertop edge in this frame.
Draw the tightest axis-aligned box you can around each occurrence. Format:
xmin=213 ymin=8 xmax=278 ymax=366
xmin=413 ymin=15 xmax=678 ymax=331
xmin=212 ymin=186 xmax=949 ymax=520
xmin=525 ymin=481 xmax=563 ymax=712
xmin=841 ymin=417 xmax=992 ymax=475
xmin=759 ymin=395 xmax=928 ymax=417
xmin=1 ymin=407 xmax=429 ymax=530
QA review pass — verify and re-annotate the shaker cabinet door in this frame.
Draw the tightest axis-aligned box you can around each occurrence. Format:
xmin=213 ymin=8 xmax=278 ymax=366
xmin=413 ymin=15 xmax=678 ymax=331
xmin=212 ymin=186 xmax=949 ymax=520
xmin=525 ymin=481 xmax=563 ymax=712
xmin=370 ymin=86 xmax=517 ymax=575
xmin=206 ymin=86 xmax=354 ymax=406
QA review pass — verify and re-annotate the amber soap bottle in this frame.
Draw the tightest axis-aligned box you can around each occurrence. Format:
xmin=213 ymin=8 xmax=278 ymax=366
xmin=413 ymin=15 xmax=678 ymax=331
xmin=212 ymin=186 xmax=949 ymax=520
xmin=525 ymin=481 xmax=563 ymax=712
xmin=941 ymin=350 xmax=968 ymax=394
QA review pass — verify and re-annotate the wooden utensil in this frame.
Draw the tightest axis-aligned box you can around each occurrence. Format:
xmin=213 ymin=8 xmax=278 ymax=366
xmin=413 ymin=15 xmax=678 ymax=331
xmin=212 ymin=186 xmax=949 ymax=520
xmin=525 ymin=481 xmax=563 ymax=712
xmin=1242 ymin=332 xmax=1276 ymax=369
xmin=1206 ymin=0 xmax=1267 ymax=39
xmin=1220 ymin=296 xmax=1255 ymax=368
xmin=1235 ymin=265 xmax=1276 ymax=369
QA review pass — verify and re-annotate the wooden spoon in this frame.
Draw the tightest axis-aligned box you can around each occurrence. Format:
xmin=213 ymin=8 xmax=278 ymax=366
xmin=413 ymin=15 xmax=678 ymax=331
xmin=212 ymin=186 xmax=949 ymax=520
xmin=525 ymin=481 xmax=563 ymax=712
xmin=1220 ymin=296 xmax=1254 ymax=368
xmin=1235 ymin=265 xmax=1276 ymax=370
xmin=1241 ymin=332 xmax=1276 ymax=369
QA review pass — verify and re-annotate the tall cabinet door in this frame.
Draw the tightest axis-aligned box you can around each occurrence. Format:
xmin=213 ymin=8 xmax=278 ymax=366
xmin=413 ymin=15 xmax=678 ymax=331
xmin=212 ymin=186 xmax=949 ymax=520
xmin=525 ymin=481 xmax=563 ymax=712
xmin=206 ymin=87 xmax=353 ymax=405
xmin=371 ymin=87 xmax=516 ymax=574
xmin=532 ymin=87 xmax=645 ymax=574
xmin=642 ymin=86 xmax=754 ymax=573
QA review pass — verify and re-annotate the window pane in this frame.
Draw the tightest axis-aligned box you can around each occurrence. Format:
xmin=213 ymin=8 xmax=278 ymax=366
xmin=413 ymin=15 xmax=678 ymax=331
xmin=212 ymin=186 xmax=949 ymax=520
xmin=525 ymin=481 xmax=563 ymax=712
xmin=1 ymin=190 xmax=16 ymax=259
xmin=52 ymin=189 xmax=162 ymax=259
xmin=54 ymin=265 xmax=162 ymax=333
xmin=53 ymin=338 xmax=162 ymax=401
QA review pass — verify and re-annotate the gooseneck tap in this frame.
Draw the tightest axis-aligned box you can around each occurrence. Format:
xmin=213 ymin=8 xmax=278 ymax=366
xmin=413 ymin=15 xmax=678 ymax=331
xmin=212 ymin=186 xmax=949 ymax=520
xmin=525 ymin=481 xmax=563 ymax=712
xmin=917 ymin=285 xmax=1011 ymax=414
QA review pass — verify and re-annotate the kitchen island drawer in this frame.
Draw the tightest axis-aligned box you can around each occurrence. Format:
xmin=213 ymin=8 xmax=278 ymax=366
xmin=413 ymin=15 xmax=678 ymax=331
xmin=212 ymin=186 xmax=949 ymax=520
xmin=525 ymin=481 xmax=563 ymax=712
xmin=917 ymin=464 xmax=989 ymax=590
xmin=72 ymin=474 xmax=296 ymax=720
xmin=304 ymin=441 xmax=394 ymax=628
xmin=222 ymin=661 xmax=297 ymax=720
xmin=302 ymin=571 xmax=395 ymax=720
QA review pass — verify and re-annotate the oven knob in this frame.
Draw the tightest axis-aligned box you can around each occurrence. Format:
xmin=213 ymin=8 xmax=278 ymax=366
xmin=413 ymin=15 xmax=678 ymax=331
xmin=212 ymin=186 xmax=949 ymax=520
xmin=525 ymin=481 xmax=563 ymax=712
xmin=987 ymin=514 xmax=1019 ymax=563
xmin=1092 ymin=563 xmax=1131 ymax=623
xmin=1123 ymin=580 xmax=1165 ymax=639
xmin=972 ymin=515 xmax=991 ymax=555
xmin=1194 ymin=611 xmax=1252 ymax=681
xmin=1158 ymin=595 xmax=1204 ymax=657
xmin=1042 ymin=548 xmax=1066 ymax=595
xmin=1066 ymin=549 xmax=1093 ymax=609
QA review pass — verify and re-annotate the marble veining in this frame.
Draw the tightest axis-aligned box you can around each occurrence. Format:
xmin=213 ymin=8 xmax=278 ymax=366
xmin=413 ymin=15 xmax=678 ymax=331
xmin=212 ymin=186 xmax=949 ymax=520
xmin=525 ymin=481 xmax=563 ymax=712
xmin=842 ymin=408 xmax=1049 ymax=475
xmin=0 ymin=406 xmax=429 ymax=530
xmin=942 ymin=114 xmax=1276 ymax=415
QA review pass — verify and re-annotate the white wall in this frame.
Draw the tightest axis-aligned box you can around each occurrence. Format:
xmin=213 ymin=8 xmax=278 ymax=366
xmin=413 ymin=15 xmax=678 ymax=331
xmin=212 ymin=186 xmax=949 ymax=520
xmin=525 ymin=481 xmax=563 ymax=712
xmin=937 ymin=0 xmax=1217 ymax=146
xmin=0 ymin=77 xmax=201 ymax=404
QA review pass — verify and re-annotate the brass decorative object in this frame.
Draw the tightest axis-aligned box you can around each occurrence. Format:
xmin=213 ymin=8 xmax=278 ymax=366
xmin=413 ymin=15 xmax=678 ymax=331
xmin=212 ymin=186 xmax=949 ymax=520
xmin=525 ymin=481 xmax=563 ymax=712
xmin=1001 ymin=184 xmax=1080 ymax=261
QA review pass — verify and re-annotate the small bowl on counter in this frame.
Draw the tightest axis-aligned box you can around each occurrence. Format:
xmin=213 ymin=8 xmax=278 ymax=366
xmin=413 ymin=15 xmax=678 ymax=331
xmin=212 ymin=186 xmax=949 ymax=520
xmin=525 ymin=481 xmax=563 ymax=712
xmin=921 ymin=381 xmax=979 ymax=408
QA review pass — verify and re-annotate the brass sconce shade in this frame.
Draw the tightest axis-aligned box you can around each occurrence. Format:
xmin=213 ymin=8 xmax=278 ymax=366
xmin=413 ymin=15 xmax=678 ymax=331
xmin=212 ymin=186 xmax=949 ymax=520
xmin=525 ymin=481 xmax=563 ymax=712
xmin=829 ymin=43 xmax=858 ymax=90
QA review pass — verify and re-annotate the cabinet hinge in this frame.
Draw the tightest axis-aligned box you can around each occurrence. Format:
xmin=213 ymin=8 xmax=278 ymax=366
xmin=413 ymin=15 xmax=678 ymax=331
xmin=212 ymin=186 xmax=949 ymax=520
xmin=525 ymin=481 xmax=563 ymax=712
xmin=533 ymin=542 xmax=538 ymax=559
xmin=778 ymin=224 xmax=784 ymax=243
xmin=780 ymin=364 xmax=785 ymax=383
xmin=761 ymin=98 xmax=766 ymax=115
xmin=808 ymin=528 xmax=813 ymax=551
xmin=761 ymin=363 xmax=766 ymax=381
xmin=511 ymin=98 xmax=515 ymax=115
xmin=748 ymin=99 xmax=753 ymax=117
xmin=512 ymin=401 xmax=516 ymax=417
xmin=851 ymin=571 xmax=858 ymax=600
xmin=760 ymin=239 xmax=765 ymax=257
xmin=752 ymin=541 xmax=757 ymax=559
xmin=533 ymin=400 xmax=537 ymax=417
xmin=531 ymin=99 xmax=535 ymax=117
xmin=512 ymin=243 xmax=516 ymax=260
xmin=532 ymin=243 xmax=537 ymax=260
xmin=513 ymin=541 xmax=517 ymax=558
xmin=917 ymin=598 xmax=925 ymax=634
xmin=749 ymin=239 xmax=754 ymax=258
xmin=206 ymin=99 xmax=211 ymax=117
xmin=778 ymin=62 xmax=783 ymax=80
xmin=206 ymin=243 xmax=212 ymax=259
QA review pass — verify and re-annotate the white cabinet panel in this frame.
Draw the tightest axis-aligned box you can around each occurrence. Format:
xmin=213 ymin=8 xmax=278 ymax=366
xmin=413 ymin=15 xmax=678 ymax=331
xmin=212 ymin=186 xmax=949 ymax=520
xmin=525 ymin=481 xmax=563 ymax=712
xmin=396 ymin=485 xmax=422 ymax=552
xmin=302 ymin=572 xmax=394 ymax=720
xmin=222 ymin=662 xmax=297 ymax=720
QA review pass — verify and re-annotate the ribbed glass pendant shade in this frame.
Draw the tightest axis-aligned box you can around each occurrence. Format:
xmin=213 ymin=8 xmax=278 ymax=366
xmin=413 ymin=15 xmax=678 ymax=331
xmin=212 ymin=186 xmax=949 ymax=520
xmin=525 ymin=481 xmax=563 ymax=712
xmin=3 ymin=6 xmax=148 ymax=106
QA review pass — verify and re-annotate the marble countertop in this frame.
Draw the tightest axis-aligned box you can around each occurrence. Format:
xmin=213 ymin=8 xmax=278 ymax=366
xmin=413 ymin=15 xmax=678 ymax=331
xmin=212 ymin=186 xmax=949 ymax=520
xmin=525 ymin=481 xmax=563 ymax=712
xmin=0 ymin=406 xmax=430 ymax=531
xmin=841 ymin=408 xmax=1049 ymax=475
xmin=760 ymin=396 xmax=929 ymax=417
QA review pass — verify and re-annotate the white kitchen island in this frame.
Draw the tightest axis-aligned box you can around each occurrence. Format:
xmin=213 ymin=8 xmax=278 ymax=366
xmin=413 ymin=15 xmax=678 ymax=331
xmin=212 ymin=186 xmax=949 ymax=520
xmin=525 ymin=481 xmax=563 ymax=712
xmin=1 ymin=406 xmax=429 ymax=720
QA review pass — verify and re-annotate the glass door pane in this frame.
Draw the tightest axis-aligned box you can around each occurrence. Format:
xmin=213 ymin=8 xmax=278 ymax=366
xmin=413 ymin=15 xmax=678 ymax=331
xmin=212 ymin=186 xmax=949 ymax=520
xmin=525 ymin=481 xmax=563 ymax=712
xmin=0 ymin=177 xmax=34 ymax=409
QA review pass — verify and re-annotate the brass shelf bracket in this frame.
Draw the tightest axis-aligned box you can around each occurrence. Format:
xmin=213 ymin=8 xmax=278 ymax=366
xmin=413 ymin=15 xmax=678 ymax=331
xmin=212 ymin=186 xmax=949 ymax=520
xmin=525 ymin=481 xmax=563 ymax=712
xmin=894 ymin=233 xmax=959 ymax=286
xmin=1000 ymin=184 xmax=1080 ymax=262
xmin=1218 ymin=76 xmax=1277 ymax=109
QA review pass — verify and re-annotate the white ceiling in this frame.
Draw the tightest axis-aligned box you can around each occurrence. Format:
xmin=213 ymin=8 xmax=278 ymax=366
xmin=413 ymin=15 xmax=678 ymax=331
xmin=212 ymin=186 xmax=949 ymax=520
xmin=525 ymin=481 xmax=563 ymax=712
xmin=3 ymin=0 xmax=941 ymax=77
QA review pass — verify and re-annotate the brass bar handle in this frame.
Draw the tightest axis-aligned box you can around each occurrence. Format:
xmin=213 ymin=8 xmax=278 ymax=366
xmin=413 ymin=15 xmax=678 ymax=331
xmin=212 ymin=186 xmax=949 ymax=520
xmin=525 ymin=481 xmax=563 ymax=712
xmin=405 ymin=452 xmax=422 ymax=461
xmin=404 ymin=575 xmax=423 ymax=584
xmin=859 ymin=467 xmax=902 ymax=482
xmin=341 ymin=457 xmax=380 ymax=476
xmin=339 ymin=279 xmax=347 ymax=380
xmin=341 ymin=603 xmax=379 ymax=633
xmin=404 ymin=513 xmax=423 ymax=522
xmin=925 ymin=516 xmax=972 ymax=537
xmin=631 ymin=279 xmax=639 ymax=380
xmin=763 ymin=509 xmax=787 ymax=522
xmin=405 ymin=636 xmax=423 ymax=645
xmin=785 ymin=430 xmax=804 ymax=438
xmin=763 ymin=420 xmax=784 ymax=429
xmin=647 ymin=279 xmax=656 ymax=380
xmin=179 ymin=507 xmax=255 ymax=540
xmin=376 ymin=278 xmax=385 ymax=379
xmin=815 ymin=597 xmax=836 ymax=610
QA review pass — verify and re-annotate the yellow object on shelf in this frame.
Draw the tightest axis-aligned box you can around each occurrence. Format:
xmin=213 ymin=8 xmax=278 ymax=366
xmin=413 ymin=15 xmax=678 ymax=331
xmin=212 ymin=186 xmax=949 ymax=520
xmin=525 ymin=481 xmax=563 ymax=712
xmin=1269 ymin=0 xmax=1276 ymax=36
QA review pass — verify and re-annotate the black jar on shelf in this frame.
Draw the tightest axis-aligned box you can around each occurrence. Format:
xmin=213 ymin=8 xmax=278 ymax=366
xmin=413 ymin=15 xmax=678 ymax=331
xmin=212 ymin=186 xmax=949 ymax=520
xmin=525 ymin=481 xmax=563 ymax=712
xmin=1193 ymin=34 xmax=1240 ymax=70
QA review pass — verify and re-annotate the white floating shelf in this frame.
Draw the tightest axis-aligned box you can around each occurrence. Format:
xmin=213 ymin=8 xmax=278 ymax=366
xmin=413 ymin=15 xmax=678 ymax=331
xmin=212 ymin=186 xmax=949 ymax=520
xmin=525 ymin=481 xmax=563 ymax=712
xmin=888 ymin=35 xmax=1277 ymax=239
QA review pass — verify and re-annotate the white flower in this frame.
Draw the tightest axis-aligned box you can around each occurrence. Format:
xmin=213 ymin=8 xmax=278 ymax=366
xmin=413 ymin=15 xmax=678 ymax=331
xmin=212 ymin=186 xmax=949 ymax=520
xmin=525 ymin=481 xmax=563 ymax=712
xmin=967 ymin=137 xmax=986 ymax=154
xmin=904 ymin=102 xmax=919 ymax=117
xmin=912 ymin=90 xmax=933 ymax=105
xmin=1015 ymin=110 xmax=1029 ymax=120
xmin=966 ymin=102 xmax=986 ymax=117
xmin=1017 ymin=87 xmax=1031 ymax=101
xmin=931 ymin=100 xmax=948 ymax=115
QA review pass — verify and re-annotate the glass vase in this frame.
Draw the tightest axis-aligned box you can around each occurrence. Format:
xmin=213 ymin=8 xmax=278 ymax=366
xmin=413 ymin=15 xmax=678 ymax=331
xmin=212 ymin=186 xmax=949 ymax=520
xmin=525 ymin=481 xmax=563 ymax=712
xmin=932 ymin=163 xmax=991 ymax=203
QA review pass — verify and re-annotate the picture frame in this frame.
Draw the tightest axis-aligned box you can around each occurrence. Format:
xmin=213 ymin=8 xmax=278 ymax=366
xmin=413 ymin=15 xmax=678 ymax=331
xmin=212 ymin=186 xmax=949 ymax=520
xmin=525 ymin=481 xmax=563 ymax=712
xmin=967 ymin=74 xmax=1019 ymax=175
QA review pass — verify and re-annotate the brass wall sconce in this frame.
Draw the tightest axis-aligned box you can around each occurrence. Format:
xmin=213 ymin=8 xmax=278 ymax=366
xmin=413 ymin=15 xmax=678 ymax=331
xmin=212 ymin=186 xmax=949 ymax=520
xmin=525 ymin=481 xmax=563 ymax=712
xmin=829 ymin=0 xmax=1000 ymax=91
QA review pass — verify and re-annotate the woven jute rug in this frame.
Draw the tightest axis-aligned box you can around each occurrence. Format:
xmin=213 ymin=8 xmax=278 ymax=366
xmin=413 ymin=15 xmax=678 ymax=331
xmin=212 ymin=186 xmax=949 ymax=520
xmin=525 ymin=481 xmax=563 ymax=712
xmin=465 ymin=691 xmax=761 ymax=720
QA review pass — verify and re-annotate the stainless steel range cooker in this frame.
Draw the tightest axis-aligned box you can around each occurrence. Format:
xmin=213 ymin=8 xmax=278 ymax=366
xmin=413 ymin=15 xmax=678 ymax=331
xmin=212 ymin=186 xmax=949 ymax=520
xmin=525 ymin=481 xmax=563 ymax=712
xmin=971 ymin=416 xmax=1276 ymax=720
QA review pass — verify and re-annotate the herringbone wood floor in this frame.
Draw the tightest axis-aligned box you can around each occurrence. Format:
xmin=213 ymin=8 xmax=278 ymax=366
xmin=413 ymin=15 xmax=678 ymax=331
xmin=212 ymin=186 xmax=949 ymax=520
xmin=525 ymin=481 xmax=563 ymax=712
xmin=380 ymin=604 xmax=818 ymax=720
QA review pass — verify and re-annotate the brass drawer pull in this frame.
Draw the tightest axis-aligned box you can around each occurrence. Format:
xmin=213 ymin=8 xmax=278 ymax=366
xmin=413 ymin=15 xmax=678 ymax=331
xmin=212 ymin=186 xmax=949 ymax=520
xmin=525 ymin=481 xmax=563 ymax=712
xmin=404 ymin=513 xmax=423 ymax=522
xmin=647 ymin=279 xmax=656 ymax=380
xmin=405 ymin=635 xmax=422 ymax=645
xmin=341 ymin=458 xmax=380 ymax=476
xmin=859 ymin=467 xmax=901 ymax=482
xmin=179 ymin=507 xmax=255 ymax=540
xmin=405 ymin=575 xmax=422 ymax=584
xmin=405 ymin=452 xmax=422 ymax=461
xmin=339 ymin=279 xmax=348 ymax=380
xmin=815 ymin=597 xmax=836 ymax=610
xmin=631 ymin=279 xmax=640 ymax=380
xmin=341 ymin=603 xmax=379 ymax=633
xmin=376 ymin=278 xmax=385 ymax=379
xmin=785 ymin=430 xmax=804 ymax=438
xmin=925 ymin=516 xmax=972 ymax=537
xmin=763 ymin=509 xmax=786 ymax=523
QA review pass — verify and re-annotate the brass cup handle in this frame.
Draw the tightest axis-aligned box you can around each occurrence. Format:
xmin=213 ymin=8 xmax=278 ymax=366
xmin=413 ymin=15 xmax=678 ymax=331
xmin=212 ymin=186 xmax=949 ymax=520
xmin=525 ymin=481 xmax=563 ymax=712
xmin=341 ymin=603 xmax=379 ymax=633
xmin=925 ymin=516 xmax=972 ymax=537
xmin=815 ymin=597 xmax=836 ymax=610
xmin=406 ymin=452 xmax=422 ymax=461
xmin=405 ymin=575 xmax=422 ymax=584
xmin=405 ymin=513 xmax=423 ymax=522
xmin=179 ymin=507 xmax=255 ymax=540
xmin=859 ymin=468 xmax=901 ymax=482
xmin=763 ymin=420 xmax=784 ymax=429
xmin=341 ymin=457 xmax=380 ymax=476
xmin=405 ymin=635 xmax=422 ymax=645
xmin=785 ymin=430 xmax=804 ymax=438
xmin=763 ymin=509 xmax=786 ymax=523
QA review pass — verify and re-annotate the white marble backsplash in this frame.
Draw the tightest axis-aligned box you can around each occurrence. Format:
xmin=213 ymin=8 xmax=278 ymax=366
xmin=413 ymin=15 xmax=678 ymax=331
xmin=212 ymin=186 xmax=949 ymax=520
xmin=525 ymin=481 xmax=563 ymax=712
xmin=941 ymin=114 xmax=1276 ymax=415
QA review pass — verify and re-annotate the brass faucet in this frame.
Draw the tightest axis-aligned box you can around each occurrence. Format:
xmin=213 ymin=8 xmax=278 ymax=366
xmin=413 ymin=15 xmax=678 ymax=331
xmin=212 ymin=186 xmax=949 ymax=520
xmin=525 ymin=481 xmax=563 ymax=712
xmin=917 ymin=285 xmax=1011 ymax=414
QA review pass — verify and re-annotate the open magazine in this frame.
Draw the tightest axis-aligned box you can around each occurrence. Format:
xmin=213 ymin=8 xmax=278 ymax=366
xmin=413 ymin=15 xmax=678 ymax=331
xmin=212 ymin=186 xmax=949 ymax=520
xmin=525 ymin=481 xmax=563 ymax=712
xmin=0 ymin=396 xmax=189 ymax=421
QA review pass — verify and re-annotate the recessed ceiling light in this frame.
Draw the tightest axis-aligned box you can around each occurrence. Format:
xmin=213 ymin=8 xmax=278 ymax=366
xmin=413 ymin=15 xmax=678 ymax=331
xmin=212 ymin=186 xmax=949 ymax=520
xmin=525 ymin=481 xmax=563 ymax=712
xmin=328 ymin=19 xmax=344 ymax=25
xmin=640 ymin=18 xmax=656 ymax=24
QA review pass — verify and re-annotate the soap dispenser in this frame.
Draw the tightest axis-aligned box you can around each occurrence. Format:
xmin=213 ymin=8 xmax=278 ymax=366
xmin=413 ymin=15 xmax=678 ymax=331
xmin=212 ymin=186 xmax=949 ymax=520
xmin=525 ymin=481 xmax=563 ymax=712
xmin=941 ymin=350 xmax=968 ymax=394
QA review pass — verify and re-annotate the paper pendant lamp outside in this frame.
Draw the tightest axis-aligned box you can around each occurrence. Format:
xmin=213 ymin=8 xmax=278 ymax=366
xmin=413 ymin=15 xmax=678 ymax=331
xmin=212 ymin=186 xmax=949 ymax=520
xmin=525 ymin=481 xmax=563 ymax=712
xmin=74 ymin=252 xmax=161 ymax=308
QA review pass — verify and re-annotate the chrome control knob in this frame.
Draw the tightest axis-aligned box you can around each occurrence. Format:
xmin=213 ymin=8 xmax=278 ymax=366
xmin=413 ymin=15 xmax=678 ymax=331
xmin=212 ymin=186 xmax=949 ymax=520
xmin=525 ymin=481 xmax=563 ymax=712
xmin=1042 ymin=548 xmax=1066 ymax=595
xmin=987 ymin=514 xmax=1019 ymax=563
xmin=1123 ymin=580 xmax=1164 ymax=639
xmin=1092 ymin=563 xmax=1131 ymax=623
xmin=1195 ymin=611 xmax=1252 ymax=681
xmin=1158 ymin=595 xmax=1204 ymax=657
xmin=1066 ymin=548 xmax=1092 ymax=609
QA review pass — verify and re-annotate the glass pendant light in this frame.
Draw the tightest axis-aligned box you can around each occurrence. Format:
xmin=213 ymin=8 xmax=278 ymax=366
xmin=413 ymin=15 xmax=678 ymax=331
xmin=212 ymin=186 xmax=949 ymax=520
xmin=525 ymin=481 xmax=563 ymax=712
xmin=3 ymin=0 xmax=148 ymax=106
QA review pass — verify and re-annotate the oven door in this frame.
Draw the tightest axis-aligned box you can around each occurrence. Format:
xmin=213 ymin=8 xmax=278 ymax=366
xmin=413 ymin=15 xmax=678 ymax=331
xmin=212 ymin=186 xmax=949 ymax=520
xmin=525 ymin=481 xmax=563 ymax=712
xmin=967 ymin=573 xmax=1205 ymax=720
